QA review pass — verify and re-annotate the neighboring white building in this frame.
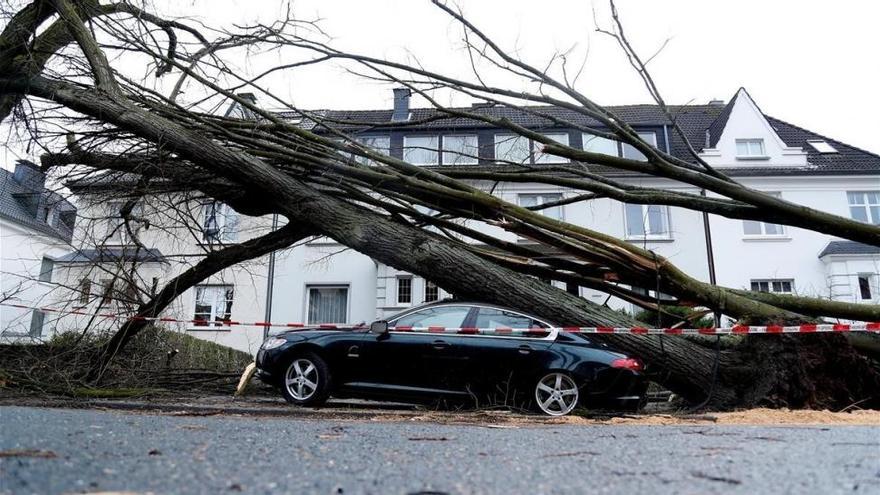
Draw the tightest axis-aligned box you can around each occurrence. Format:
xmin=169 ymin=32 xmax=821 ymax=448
xmin=9 ymin=88 xmax=877 ymax=353
xmin=0 ymin=161 xmax=77 ymax=340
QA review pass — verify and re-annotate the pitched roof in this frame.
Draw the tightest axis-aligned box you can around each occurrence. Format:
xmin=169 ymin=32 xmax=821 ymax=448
xmin=292 ymin=98 xmax=879 ymax=176
xmin=0 ymin=165 xmax=76 ymax=241
xmin=818 ymin=241 xmax=880 ymax=258
xmin=705 ymin=91 xmax=739 ymax=148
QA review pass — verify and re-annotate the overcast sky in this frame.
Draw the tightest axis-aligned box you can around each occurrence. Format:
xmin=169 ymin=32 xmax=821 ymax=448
xmin=2 ymin=0 xmax=878 ymax=168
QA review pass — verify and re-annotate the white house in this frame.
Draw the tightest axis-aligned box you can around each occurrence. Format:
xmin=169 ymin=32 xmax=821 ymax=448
xmin=20 ymin=88 xmax=878 ymax=354
xmin=0 ymin=160 xmax=77 ymax=340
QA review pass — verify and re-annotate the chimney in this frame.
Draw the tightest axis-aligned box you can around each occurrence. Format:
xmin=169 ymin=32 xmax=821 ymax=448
xmin=13 ymin=160 xmax=46 ymax=193
xmin=392 ymin=88 xmax=411 ymax=122
xmin=708 ymin=99 xmax=725 ymax=107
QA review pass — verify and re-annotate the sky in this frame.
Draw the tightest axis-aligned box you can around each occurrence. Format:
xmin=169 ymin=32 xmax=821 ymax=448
xmin=2 ymin=0 xmax=878 ymax=168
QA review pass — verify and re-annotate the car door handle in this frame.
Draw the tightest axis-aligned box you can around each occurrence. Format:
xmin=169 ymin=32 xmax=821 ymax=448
xmin=432 ymin=340 xmax=450 ymax=350
xmin=518 ymin=345 xmax=532 ymax=355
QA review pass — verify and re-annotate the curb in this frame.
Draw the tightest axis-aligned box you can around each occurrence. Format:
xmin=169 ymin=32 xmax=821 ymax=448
xmin=0 ymin=396 xmax=424 ymax=420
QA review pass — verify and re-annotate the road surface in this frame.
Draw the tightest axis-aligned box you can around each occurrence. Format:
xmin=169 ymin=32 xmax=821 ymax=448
xmin=1 ymin=406 xmax=877 ymax=494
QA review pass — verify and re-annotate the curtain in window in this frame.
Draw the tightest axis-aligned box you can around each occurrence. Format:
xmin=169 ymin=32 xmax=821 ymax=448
xmin=308 ymin=287 xmax=348 ymax=324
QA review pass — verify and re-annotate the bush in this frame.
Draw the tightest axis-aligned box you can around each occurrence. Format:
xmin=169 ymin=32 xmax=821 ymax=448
xmin=1 ymin=326 xmax=254 ymax=395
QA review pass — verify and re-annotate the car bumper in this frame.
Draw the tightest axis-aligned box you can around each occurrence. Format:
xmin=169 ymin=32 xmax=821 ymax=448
xmin=585 ymin=368 xmax=649 ymax=411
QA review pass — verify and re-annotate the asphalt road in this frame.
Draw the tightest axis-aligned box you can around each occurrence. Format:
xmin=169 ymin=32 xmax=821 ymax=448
xmin=1 ymin=406 xmax=878 ymax=494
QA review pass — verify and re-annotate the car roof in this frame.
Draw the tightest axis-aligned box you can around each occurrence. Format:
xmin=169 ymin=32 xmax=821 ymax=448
xmin=389 ymin=299 xmax=559 ymax=327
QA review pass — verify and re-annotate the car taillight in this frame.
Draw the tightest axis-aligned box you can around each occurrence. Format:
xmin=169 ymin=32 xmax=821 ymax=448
xmin=611 ymin=358 xmax=643 ymax=371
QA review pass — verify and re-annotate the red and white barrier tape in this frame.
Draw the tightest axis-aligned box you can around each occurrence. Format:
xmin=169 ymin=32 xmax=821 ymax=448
xmin=3 ymin=302 xmax=878 ymax=335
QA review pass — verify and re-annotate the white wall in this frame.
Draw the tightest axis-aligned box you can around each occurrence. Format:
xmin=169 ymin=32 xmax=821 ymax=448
xmin=0 ymin=220 xmax=72 ymax=340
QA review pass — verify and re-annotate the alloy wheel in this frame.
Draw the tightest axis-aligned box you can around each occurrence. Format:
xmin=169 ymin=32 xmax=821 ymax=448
xmin=285 ymin=358 xmax=319 ymax=401
xmin=535 ymin=372 xmax=579 ymax=416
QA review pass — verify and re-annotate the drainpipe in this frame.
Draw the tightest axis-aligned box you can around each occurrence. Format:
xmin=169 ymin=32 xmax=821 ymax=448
xmin=700 ymin=189 xmax=721 ymax=327
xmin=262 ymin=213 xmax=280 ymax=340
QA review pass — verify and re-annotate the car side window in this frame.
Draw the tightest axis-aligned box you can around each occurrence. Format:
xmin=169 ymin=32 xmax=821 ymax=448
xmin=391 ymin=306 xmax=472 ymax=328
xmin=474 ymin=308 xmax=547 ymax=329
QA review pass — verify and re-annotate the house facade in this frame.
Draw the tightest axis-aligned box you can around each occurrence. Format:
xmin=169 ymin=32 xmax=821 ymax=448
xmin=23 ymin=88 xmax=878 ymax=354
xmin=266 ymin=88 xmax=879 ymax=331
xmin=0 ymin=161 xmax=77 ymax=339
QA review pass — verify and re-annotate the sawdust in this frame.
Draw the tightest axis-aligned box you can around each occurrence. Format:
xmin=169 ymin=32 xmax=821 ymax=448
xmin=372 ymin=408 xmax=880 ymax=426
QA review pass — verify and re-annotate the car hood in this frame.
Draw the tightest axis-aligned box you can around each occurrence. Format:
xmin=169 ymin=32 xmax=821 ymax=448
xmin=268 ymin=325 xmax=367 ymax=339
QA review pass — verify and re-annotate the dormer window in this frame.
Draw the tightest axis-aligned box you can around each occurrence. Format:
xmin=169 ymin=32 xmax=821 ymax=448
xmin=735 ymin=139 xmax=767 ymax=159
xmin=494 ymin=133 xmax=569 ymax=164
xmin=807 ymin=140 xmax=837 ymax=153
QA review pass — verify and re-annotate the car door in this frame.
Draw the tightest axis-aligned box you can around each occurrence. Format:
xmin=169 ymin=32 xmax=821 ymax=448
xmin=465 ymin=307 xmax=556 ymax=393
xmin=354 ymin=305 xmax=476 ymax=395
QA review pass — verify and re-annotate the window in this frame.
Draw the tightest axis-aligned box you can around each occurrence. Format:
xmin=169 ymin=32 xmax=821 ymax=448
xmin=807 ymin=140 xmax=837 ymax=153
xmin=624 ymin=204 xmax=671 ymax=239
xmin=474 ymin=307 xmax=547 ymax=329
xmin=29 ymin=310 xmax=44 ymax=337
xmin=396 ymin=276 xmax=412 ymax=305
xmin=750 ymin=279 xmax=794 ymax=294
xmin=78 ymin=278 xmax=91 ymax=305
xmin=858 ymin=275 xmax=875 ymax=300
xmin=193 ymin=285 xmax=234 ymax=327
xmin=847 ymin=191 xmax=880 ymax=225
xmin=534 ymin=133 xmax=570 ymax=164
xmin=352 ymin=136 xmax=391 ymax=165
xmin=441 ymin=135 xmax=479 ymax=165
xmin=104 ymin=202 xmax=130 ymax=245
xmin=743 ymin=192 xmax=786 ymax=236
xmin=99 ymin=278 xmax=114 ymax=305
xmin=391 ymin=305 xmax=471 ymax=328
xmin=306 ymin=285 xmax=348 ymax=324
xmin=494 ymin=134 xmax=531 ymax=164
xmin=621 ymin=132 xmax=658 ymax=161
xmin=736 ymin=139 xmax=766 ymax=158
xmin=202 ymin=202 xmax=239 ymax=243
xmin=38 ymin=257 xmax=54 ymax=282
xmin=494 ymin=133 xmax=571 ymax=164
xmin=582 ymin=134 xmax=619 ymax=157
xmin=424 ymin=280 xmax=440 ymax=302
xmin=518 ymin=193 xmax=563 ymax=221
xmin=403 ymin=136 xmax=440 ymax=165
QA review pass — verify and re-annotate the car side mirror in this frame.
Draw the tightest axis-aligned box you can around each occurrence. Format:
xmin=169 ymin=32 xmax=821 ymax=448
xmin=369 ymin=320 xmax=389 ymax=335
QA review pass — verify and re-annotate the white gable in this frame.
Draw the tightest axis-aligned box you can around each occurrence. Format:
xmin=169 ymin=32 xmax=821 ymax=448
xmin=700 ymin=89 xmax=808 ymax=167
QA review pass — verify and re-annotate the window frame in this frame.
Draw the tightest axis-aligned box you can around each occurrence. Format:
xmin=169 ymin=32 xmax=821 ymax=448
xmin=396 ymin=276 xmax=413 ymax=306
xmin=304 ymin=284 xmax=350 ymax=325
xmin=858 ymin=274 xmax=876 ymax=301
xmin=441 ymin=134 xmax=479 ymax=165
xmin=735 ymin=138 xmax=768 ymax=159
xmin=582 ymin=133 xmax=620 ymax=157
xmin=742 ymin=192 xmax=788 ymax=238
xmin=847 ymin=191 xmax=880 ymax=225
xmin=494 ymin=132 xmax=572 ymax=165
xmin=202 ymin=201 xmax=239 ymax=243
xmin=750 ymin=279 xmax=795 ymax=295
xmin=38 ymin=256 xmax=54 ymax=283
xmin=623 ymin=203 xmax=673 ymax=240
xmin=517 ymin=193 xmax=564 ymax=222
xmin=191 ymin=284 xmax=235 ymax=329
xmin=349 ymin=135 xmax=391 ymax=165
xmin=621 ymin=131 xmax=658 ymax=161
xmin=424 ymin=279 xmax=440 ymax=303
xmin=403 ymin=135 xmax=440 ymax=165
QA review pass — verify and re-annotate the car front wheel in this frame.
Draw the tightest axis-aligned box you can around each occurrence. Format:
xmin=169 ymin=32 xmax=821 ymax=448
xmin=534 ymin=372 xmax=579 ymax=416
xmin=281 ymin=352 xmax=331 ymax=407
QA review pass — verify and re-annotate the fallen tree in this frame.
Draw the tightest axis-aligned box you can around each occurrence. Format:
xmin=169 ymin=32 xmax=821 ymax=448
xmin=1 ymin=0 xmax=878 ymax=409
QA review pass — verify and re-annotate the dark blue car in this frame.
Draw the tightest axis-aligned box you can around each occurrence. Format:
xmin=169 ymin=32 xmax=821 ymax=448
xmin=255 ymin=301 xmax=647 ymax=416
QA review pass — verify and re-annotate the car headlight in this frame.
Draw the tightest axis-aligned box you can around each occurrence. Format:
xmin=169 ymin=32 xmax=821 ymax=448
xmin=261 ymin=337 xmax=286 ymax=350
